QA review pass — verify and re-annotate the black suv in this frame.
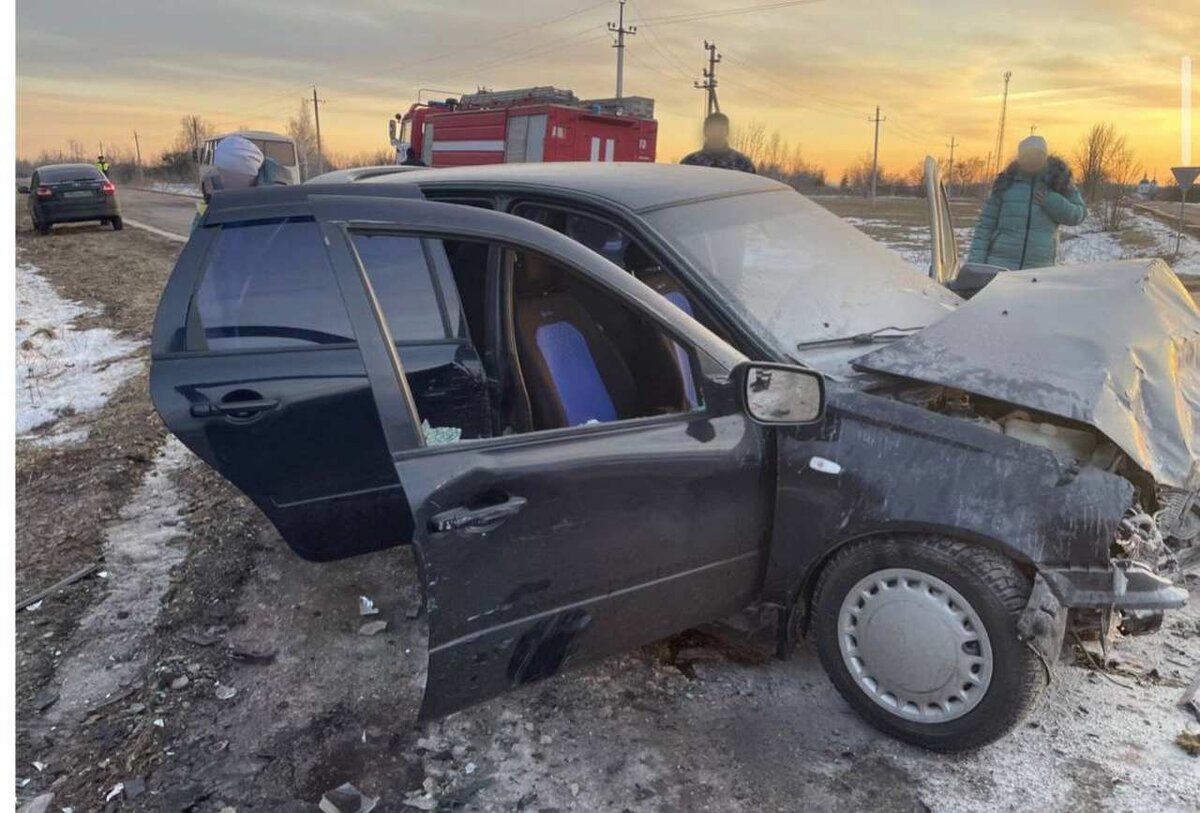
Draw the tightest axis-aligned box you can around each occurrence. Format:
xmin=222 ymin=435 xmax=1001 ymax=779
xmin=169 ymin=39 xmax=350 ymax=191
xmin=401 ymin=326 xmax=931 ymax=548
xmin=151 ymin=165 xmax=1194 ymax=751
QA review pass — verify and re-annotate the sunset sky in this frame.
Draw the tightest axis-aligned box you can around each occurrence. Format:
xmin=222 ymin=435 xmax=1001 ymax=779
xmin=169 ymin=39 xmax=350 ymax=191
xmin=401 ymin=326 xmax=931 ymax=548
xmin=15 ymin=0 xmax=1198 ymax=178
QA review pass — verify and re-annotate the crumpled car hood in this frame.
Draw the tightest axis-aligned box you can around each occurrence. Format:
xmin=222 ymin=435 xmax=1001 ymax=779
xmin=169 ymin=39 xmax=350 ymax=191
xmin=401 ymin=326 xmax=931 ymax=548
xmin=853 ymin=259 xmax=1200 ymax=489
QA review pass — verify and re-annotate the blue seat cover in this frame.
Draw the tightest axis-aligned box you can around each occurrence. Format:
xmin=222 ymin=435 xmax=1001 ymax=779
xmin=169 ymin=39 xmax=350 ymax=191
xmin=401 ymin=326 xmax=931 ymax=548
xmin=535 ymin=322 xmax=618 ymax=426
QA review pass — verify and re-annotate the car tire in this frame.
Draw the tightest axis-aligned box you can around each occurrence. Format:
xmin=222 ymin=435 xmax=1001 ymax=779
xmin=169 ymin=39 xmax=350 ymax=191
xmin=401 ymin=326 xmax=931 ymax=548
xmin=111 ymin=216 xmax=124 ymax=231
xmin=811 ymin=536 xmax=1045 ymax=752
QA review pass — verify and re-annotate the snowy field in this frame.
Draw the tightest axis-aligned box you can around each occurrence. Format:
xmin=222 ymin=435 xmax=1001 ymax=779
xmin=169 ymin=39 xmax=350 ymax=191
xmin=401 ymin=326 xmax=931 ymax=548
xmin=15 ymin=260 xmax=143 ymax=444
xmin=842 ymin=207 xmax=1200 ymax=278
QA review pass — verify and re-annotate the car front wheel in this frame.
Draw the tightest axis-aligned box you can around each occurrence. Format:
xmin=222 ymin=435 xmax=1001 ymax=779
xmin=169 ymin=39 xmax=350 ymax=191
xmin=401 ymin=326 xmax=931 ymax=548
xmin=812 ymin=536 xmax=1045 ymax=752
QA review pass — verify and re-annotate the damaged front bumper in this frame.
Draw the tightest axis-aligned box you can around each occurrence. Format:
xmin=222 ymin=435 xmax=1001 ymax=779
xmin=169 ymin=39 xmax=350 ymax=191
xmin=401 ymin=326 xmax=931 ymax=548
xmin=1039 ymin=560 xmax=1189 ymax=610
xmin=1017 ymin=562 xmax=1188 ymax=664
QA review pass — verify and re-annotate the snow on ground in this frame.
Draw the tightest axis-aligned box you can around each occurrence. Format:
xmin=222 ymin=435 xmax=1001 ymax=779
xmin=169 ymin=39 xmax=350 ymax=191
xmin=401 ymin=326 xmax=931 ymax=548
xmin=147 ymin=181 xmax=200 ymax=197
xmin=15 ymin=261 xmax=143 ymax=444
xmin=848 ymin=209 xmax=1200 ymax=278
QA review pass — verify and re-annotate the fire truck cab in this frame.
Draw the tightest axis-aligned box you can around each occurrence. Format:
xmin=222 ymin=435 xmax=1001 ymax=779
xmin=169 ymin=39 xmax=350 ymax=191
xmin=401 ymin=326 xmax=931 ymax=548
xmin=389 ymin=86 xmax=657 ymax=168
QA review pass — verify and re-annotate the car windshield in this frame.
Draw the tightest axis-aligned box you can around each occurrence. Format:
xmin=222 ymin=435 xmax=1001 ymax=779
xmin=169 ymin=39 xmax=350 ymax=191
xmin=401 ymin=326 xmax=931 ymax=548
xmin=39 ymin=165 xmax=104 ymax=183
xmin=644 ymin=189 xmax=958 ymax=360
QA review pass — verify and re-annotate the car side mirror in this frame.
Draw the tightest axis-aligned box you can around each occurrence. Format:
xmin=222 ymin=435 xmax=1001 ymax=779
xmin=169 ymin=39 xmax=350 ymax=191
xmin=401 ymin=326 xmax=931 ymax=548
xmin=737 ymin=362 xmax=825 ymax=425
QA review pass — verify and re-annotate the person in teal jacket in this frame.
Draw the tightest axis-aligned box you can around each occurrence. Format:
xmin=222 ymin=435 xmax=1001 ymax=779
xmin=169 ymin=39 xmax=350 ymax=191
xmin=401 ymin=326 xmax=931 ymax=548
xmin=967 ymin=135 xmax=1087 ymax=270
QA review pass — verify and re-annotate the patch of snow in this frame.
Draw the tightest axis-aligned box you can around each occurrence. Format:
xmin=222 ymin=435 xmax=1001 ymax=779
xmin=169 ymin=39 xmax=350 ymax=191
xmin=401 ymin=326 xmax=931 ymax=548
xmin=1059 ymin=218 xmax=1125 ymax=264
xmin=15 ymin=262 xmax=143 ymax=443
xmin=1129 ymin=212 xmax=1200 ymax=276
xmin=147 ymin=181 xmax=200 ymax=198
xmin=48 ymin=437 xmax=192 ymax=722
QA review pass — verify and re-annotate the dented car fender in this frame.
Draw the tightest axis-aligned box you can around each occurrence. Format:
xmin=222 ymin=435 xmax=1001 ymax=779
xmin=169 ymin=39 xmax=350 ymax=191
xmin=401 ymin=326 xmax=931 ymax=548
xmin=760 ymin=386 xmax=1134 ymax=610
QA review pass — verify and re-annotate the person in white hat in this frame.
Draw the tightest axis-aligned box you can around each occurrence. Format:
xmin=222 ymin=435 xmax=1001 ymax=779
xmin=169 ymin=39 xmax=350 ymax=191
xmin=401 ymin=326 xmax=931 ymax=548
xmin=194 ymin=135 xmax=293 ymax=228
xmin=967 ymin=134 xmax=1086 ymax=270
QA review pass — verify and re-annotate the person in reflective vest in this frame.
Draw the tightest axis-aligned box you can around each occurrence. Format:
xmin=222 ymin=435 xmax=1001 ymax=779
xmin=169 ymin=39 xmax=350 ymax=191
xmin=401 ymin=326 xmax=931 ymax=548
xmin=95 ymin=155 xmax=111 ymax=175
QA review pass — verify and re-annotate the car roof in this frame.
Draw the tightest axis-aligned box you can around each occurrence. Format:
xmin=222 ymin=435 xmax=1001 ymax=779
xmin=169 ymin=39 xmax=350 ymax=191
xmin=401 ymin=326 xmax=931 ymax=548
xmin=213 ymin=130 xmax=292 ymax=142
xmin=306 ymin=165 xmax=430 ymax=185
xmin=358 ymin=162 xmax=787 ymax=213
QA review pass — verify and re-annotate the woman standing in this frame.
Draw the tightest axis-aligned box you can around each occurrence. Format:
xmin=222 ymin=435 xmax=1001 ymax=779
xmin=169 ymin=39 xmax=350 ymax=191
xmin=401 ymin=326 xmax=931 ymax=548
xmin=967 ymin=135 xmax=1087 ymax=270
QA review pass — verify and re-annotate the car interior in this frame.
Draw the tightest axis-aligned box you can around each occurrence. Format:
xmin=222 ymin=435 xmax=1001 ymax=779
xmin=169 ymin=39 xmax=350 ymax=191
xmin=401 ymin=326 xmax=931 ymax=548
xmin=435 ymin=240 xmax=702 ymax=438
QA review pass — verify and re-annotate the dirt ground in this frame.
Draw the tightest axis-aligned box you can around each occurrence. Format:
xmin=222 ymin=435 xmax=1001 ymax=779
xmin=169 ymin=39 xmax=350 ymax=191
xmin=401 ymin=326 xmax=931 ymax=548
xmin=13 ymin=206 xmax=1200 ymax=812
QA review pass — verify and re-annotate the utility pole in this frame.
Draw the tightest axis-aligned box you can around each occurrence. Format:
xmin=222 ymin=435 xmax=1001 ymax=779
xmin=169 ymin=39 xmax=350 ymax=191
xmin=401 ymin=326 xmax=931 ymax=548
xmin=946 ymin=136 xmax=958 ymax=195
xmin=133 ymin=130 xmax=144 ymax=184
xmin=989 ymin=71 xmax=1012 ymax=178
xmin=694 ymin=40 xmax=721 ymax=116
xmin=868 ymin=105 xmax=886 ymax=201
xmin=311 ymin=86 xmax=325 ymax=178
xmin=608 ymin=0 xmax=636 ymax=100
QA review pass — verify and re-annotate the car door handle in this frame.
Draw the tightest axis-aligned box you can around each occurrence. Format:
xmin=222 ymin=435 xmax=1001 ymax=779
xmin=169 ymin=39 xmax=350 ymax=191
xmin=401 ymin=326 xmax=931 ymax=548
xmin=190 ymin=398 xmax=279 ymax=418
xmin=430 ymin=496 xmax=527 ymax=534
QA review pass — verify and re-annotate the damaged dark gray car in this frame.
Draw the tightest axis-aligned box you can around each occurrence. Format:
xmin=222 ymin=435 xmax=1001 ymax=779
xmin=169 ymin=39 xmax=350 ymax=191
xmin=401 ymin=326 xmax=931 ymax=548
xmin=150 ymin=163 xmax=1196 ymax=752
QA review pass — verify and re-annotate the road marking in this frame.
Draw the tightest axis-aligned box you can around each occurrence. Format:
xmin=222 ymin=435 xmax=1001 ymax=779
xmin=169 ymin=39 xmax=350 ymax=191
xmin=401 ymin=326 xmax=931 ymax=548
xmin=123 ymin=219 xmax=187 ymax=243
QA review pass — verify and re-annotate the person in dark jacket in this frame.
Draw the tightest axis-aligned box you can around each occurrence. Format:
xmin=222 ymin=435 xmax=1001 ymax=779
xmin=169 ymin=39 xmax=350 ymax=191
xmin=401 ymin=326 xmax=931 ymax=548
xmin=400 ymin=147 xmax=427 ymax=167
xmin=967 ymin=135 xmax=1086 ymax=270
xmin=680 ymin=112 xmax=756 ymax=173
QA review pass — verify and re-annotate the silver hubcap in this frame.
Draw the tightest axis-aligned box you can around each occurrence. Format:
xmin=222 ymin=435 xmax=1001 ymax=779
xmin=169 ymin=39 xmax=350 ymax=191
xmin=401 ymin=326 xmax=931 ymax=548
xmin=837 ymin=568 xmax=993 ymax=723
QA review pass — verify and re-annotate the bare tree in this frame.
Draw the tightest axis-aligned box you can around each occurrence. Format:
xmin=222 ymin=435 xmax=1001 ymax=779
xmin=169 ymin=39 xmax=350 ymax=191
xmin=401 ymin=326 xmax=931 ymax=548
xmin=1073 ymin=123 xmax=1123 ymax=203
xmin=731 ymin=120 xmax=768 ymax=167
xmin=287 ymin=100 xmax=327 ymax=180
xmin=1097 ymin=139 xmax=1141 ymax=232
xmin=175 ymin=115 xmax=216 ymax=156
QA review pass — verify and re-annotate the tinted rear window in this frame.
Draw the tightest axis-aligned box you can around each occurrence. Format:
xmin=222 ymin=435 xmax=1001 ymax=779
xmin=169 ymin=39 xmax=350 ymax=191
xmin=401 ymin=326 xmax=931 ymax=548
xmin=39 ymin=165 xmax=104 ymax=183
xmin=193 ymin=219 xmax=355 ymax=351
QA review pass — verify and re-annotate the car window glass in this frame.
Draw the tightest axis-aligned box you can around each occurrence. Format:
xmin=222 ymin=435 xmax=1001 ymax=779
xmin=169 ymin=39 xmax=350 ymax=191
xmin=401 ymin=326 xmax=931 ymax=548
xmin=252 ymin=139 xmax=298 ymax=167
xmin=39 ymin=165 xmax=105 ymax=183
xmin=389 ymin=239 xmax=704 ymax=447
xmin=351 ymin=233 xmax=448 ymax=341
xmin=193 ymin=219 xmax=355 ymax=351
xmin=512 ymin=203 xmax=721 ymax=338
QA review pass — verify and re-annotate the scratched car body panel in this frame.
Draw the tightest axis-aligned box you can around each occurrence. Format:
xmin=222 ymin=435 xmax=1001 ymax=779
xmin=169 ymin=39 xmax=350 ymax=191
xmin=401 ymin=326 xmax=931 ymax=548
xmin=150 ymin=165 xmax=1193 ymax=748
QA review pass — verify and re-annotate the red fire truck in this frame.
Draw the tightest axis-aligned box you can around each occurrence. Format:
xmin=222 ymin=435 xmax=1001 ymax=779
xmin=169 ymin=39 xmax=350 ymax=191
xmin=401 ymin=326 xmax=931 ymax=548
xmin=388 ymin=87 xmax=657 ymax=167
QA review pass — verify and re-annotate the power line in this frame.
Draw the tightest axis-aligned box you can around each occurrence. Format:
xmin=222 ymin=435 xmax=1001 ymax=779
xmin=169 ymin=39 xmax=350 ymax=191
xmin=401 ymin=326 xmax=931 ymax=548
xmin=629 ymin=0 xmax=694 ymax=81
xmin=636 ymin=0 xmax=825 ymax=27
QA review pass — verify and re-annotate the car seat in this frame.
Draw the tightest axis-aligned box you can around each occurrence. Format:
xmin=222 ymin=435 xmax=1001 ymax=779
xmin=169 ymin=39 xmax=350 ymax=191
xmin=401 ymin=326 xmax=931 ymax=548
xmin=512 ymin=253 xmax=637 ymax=429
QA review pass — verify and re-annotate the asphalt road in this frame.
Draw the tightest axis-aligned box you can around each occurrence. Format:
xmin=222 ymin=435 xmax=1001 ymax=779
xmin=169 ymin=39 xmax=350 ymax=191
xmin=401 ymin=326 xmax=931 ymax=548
xmin=117 ymin=187 xmax=197 ymax=237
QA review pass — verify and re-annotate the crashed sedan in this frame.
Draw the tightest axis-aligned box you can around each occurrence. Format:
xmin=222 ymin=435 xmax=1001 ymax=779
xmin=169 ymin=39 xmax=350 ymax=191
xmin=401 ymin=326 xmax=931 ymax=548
xmin=150 ymin=164 xmax=1197 ymax=752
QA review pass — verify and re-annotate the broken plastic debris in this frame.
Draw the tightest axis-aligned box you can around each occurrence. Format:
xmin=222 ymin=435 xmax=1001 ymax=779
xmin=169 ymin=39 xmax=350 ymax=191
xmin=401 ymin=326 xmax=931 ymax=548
xmin=153 ymin=719 xmax=164 ymax=728
xmin=420 ymin=419 xmax=462 ymax=446
xmin=96 ymin=571 xmax=109 ymax=579
xmin=32 ymin=761 xmax=45 ymax=772
xmin=214 ymin=684 xmax=237 ymax=701
xmin=358 ymin=620 xmax=387 ymax=636
xmin=464 ymin=761 xmax=477 ymax=775
xmin=359 ymin=596 xmax=379 ymax=616
xmin=24 ymin=600 xmax=42 ymax=612
xmin=105 ymin=783 xmax=124 ymax=802
xmin=319 ymin=782 xmax=379 ymax=813
xmin=16 ymin=777 xmax=30 ymax=788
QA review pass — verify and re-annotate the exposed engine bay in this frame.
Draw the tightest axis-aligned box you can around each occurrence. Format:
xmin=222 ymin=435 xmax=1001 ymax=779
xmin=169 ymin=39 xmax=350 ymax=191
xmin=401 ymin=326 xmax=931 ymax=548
xmin=878 ymin=382 xmax=1197 ymax=559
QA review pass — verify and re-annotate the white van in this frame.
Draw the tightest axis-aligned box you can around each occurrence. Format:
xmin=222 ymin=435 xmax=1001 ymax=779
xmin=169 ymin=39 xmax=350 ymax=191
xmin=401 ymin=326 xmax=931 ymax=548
xmin=197 ymin=131 xmax=302 ymax=187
